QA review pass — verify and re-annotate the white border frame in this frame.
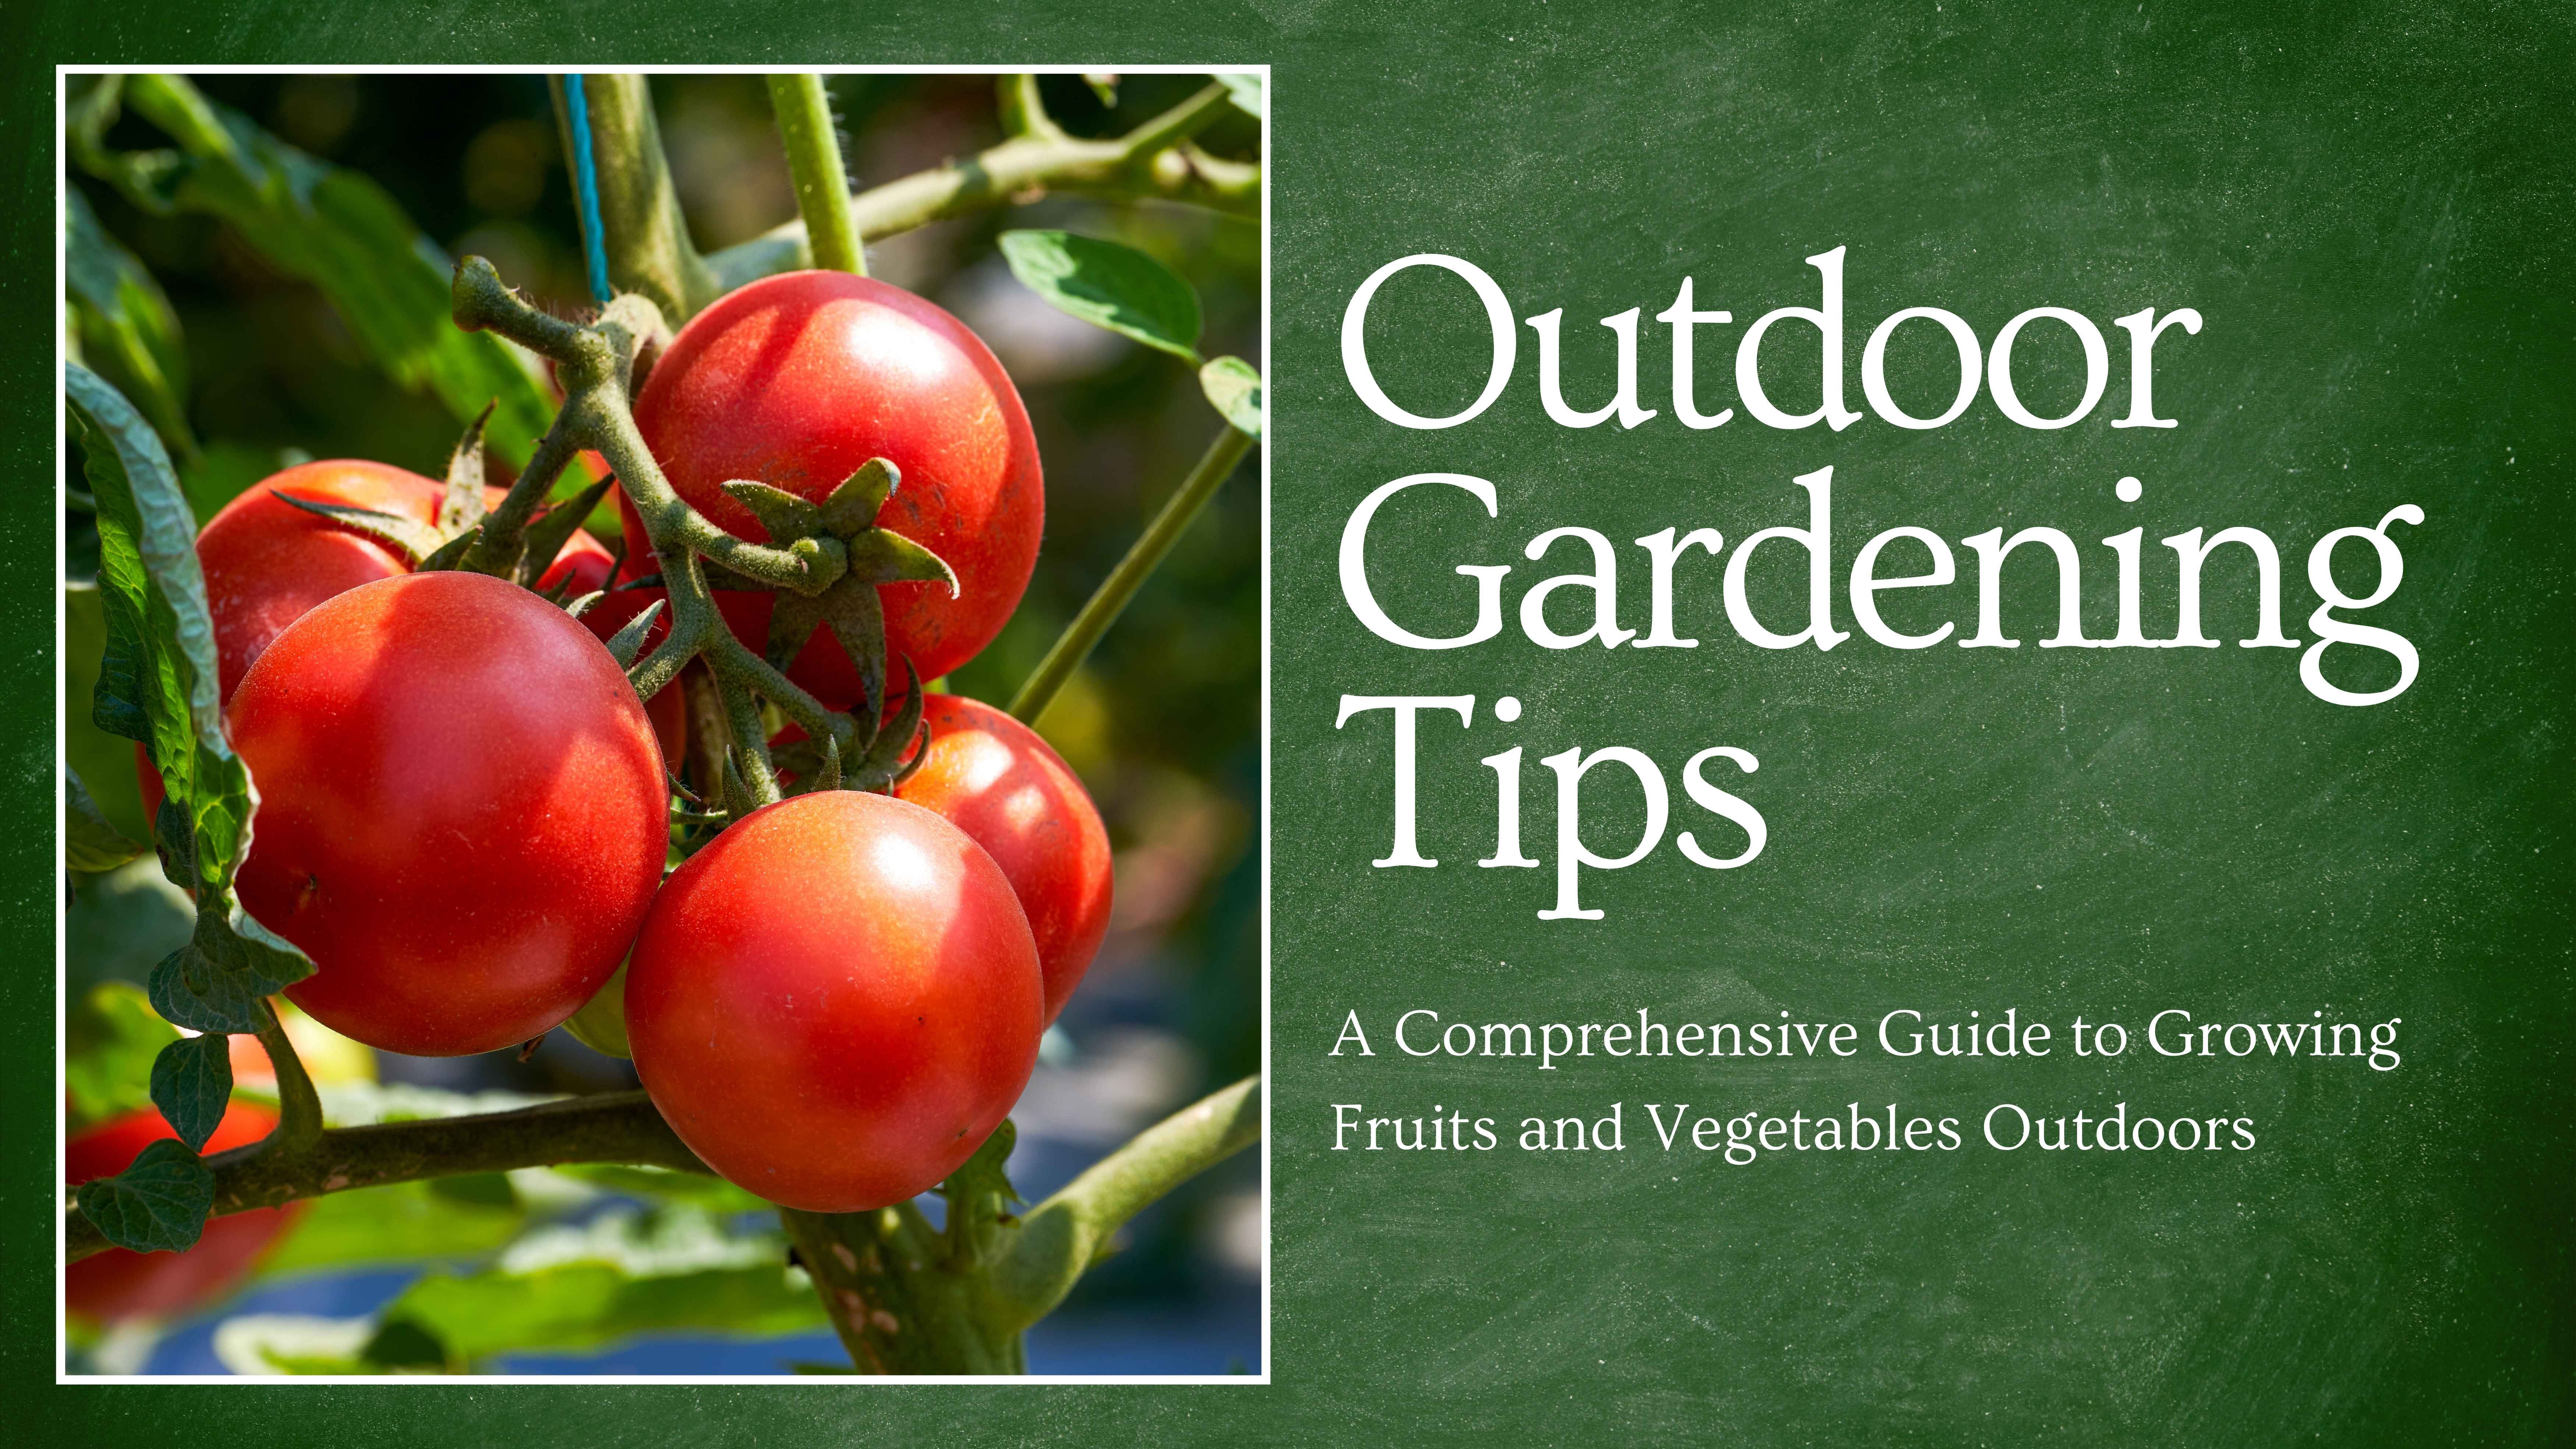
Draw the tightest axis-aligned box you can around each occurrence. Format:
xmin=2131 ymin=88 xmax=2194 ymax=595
xmin=55 ymin=61 xmax=1272 ymax=1388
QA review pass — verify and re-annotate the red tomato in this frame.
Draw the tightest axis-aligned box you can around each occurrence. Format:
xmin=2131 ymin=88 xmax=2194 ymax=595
xmin=66 ymin=1103 xmax=301 ymax=1323
xmin=625 ymin=791 xmax=1042 ymax=1212
xmin=229 ymin=572 xmax=668 ymax=1057
xmin=195 ymin=459 xmax=611 ymax=700
xmin=631 ymin=270 xmax=1043 ymax=689
xmin=138 ymin=460 xmax=615 ymax=819
xmin=893 ymin=695 xmax=1113 ymax=1024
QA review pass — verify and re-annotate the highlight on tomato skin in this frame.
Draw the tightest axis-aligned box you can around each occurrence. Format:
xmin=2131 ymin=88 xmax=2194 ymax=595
xmin=630 ymin=269 xmax=1045 ymax=691
xmin=623 ymin=790 xmax=1045 ymax=1214
xmin=64 ymin=1102 xmax=300 ymax=1325
xmin=226 ymin=571 xmax=671 ymax=1058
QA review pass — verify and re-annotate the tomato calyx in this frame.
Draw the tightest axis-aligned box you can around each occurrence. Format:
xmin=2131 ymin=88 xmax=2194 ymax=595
xmin=269 ymin=402 xmax=616 ymax=605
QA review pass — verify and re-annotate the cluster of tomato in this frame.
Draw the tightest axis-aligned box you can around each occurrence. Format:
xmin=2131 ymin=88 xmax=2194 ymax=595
xmin=73 ymin=272 xmax=1120 ymax=1321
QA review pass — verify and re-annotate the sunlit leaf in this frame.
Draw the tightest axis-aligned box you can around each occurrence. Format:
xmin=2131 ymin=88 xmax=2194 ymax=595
xmin=80 ymin=75 xmax=552 ymax=469
xmin=1199 ymin=356 xmax=1266 ymax=440
xmin=998 ymin=230 xmax=1203 ymax=363
xmin=1218 ymin=73 xmax=1266 ymax=120
xmin=63 ymin=185 xmax=194 ymax=459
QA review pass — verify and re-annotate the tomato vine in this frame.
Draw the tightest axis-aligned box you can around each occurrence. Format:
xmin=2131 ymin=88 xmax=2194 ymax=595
xmin=64 ymin=70 xmax=1267 ymax=1374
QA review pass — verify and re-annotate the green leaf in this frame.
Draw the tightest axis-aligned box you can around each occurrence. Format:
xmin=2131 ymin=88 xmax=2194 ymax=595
xmin=378 ymin=1209 xmax=824 ymax=1367
xmin=63 ymin=185 xmax=195 ymax=459
xmin=65 ymin=584 xmax=148 ymax=843
xmin=66 ymin=981 xmax=183 ymax=1130
xmin=149 ymin=1032 xmax=236 ymax=1151
xmin=998 ymin=230 xmax=1203 ymax=363
xmin=149 ymin=907 xmax=313 ymax=1037
xmin=67 ymin=771 xmax=145 ymax=875
xmin=69 ymin=361 xmax=255 ymax=898
xmin=75 ymin=1138 xmax=215 ymax=1254
xmin=150 ymin=943 xmax=265 ymax=1036
xmin=248 ymin=1180 xmax=531 ymax=1279
xmin=1217 ymin=73 xmax=1266 ymax=120
xmin=81 ymin=75 xmax=552 ymax=470
xmin=1199 ymin=356 xmax=1266 ymax=440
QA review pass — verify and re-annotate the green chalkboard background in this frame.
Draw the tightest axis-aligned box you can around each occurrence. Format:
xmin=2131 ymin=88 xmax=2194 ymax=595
xmin=9 ymin=0 xmax=2569 ymax=1442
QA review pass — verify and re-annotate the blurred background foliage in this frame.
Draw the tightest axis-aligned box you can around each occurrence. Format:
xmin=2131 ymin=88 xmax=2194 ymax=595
xmin=63 ymin=72 xmax=1261 ymax=1375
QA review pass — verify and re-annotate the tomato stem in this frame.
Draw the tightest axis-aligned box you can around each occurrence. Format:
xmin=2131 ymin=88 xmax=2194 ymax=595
xmin=250 ymin=997 xmax=325 ymax=1150
xmin=705 ymin=79 xmax=1257 ymax=292
xmin=1008 ymin=424 xmax=1257 ymax=725
xmin=63 ymin=1090 xmax=707 ymax=1264
xmin=766 ymin=75 xmax=866 ymax=278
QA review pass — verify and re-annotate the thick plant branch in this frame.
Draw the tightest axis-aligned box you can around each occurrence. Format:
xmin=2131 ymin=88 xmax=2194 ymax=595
xmin=549 ymin=74 xmax=720 ymax=322
xmin=66 ymin=1092 xmax=705 ymax=1263
xmin=1010 ymin=425 xmax=1256 ymax=723
xmin=767 ymin=75 xmax=864 ymax=276
xmin=710 ymin=81 xmax=1258 ymax=286
xmin=990 ymin=1075 xmax=1261 ymax=1331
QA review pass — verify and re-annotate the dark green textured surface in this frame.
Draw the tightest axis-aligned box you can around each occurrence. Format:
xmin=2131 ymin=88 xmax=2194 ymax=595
xmin=13 ymin=0 xmax=2571 ymax=1442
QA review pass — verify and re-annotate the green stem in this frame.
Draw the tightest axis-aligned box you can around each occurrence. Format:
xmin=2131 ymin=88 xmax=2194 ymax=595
xmin=66 ymin=1092 xmax=705 ymax=1263
xmin=766 ymin=75 xmax=864 ymax=276
xmin=250 ymin=999 xmax=324 ymax=1150
xmin=1009 ymin=425 xmax=1256 ymax=724
xmin=990 ymin=1076 xmax=1261 ymax=1332
xmin=708 ymin=81 xmax=1258 ymax=288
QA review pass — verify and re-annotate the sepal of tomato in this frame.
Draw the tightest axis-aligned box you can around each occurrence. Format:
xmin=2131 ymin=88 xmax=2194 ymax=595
xmin=630 ymin=270 xmax=1041 ymax=687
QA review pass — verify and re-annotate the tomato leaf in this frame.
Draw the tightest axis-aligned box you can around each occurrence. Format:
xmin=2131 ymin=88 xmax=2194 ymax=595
xmin=1217 ymin=73 xmax=1266 ymax=121
xmin=63 ymin=185 xmax=195 ymax=460
xmin=268 ymin=1208 xmax=827 ymax=1371
xmin=149 ymin=944 xmax=263 ymax=1036
xmin=69 ymin=361 xmax=255 ymax=898
xmin=998 ymin=230 xmax=1203 ymax=364
xmin=67 ymin=771 xmax=145 ymax=875
xmin=1199 ymin=356 xmax=1266 ymax=440
xmin=150 ymin=906 xmax=314 ymax=1036
xmin=149 ymin=1032 xmax=236 ymax=1151
xmin=78 ymin=75 xmax=552 ymax=470
xmin=67 ymin=982 xmax=184 ymax=1131
xmin=74 ymin=1137 xmax=215 ymax=1254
